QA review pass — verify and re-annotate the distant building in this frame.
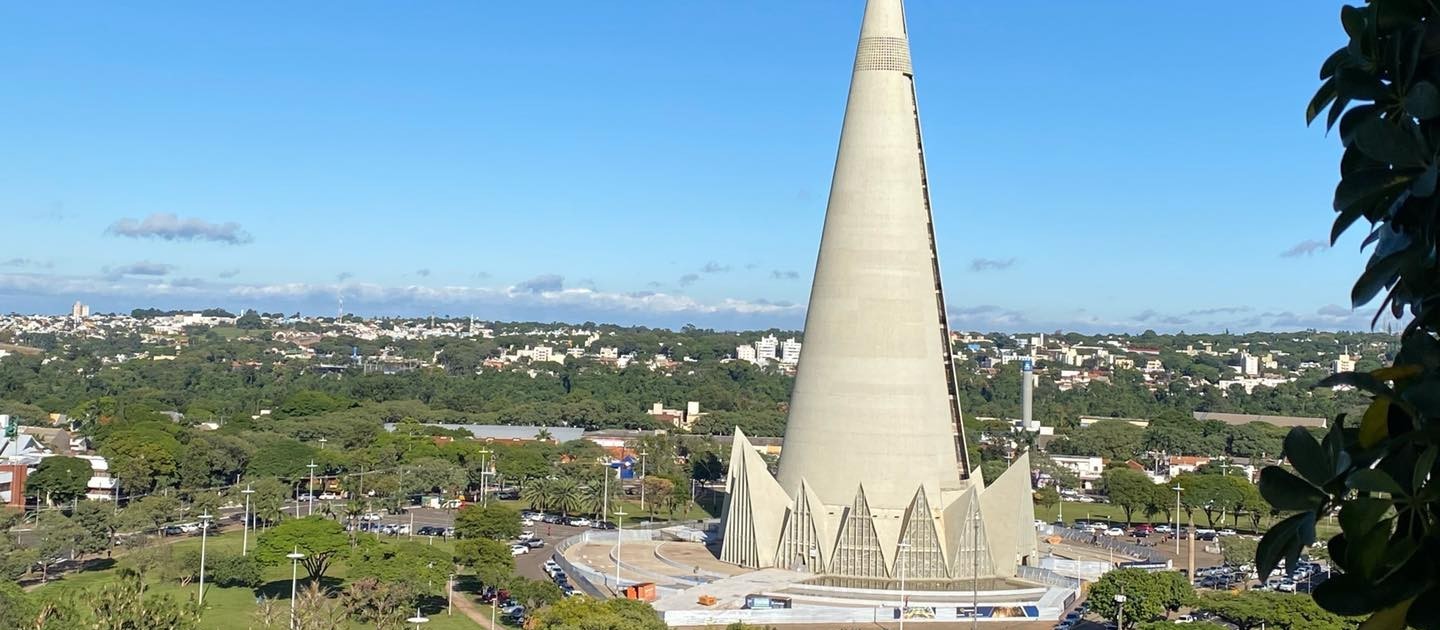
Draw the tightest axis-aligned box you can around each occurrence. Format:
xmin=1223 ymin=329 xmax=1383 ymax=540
xmin=71 ymin=300 xmax=90 ymax=320
xmin=1239 ymin=352 xmax=1260 ymax=376
xmin=1077 ymin=416 xmax=1149 ymax=429
xmin=779 ymin=338 xmax=802 ymax=364
xmin=736 ymin=344 xmax=757 ymax=364
xmin=1192 ymin=411 xmax=1327 ymax=429
xmin=1048 ymin=454 xmax=1105 ymax=489
xmin=646 ymin=401 xmax=704 ymax=431
xmin=1333 ymin=354 xmax=1356 ymax=374
xmin=755 ymin=335 xmax=778 ymax=361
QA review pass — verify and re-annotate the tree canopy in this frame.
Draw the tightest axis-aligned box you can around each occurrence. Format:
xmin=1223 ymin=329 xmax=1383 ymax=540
xmin=254 ymin=517 xmax=348 ymax=580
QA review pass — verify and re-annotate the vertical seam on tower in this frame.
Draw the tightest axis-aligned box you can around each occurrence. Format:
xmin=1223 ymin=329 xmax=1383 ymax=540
xmin=908 ymin=71 xmax=971 ymax=480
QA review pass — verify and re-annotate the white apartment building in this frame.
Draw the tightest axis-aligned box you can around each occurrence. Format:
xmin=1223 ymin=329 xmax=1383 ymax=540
xmin=598 ymin=347 xmax=619 ymax=360
xmin=780 ymin=338 xmax=802 ymax=364
xmin=736 ymin=344 xmax=757 ymax=363
xmin=1239 ymin=352 xmax=1260 ymax=376
xmin=1048 ymin=455 xmax=1106 ymax=490
xmin=532 ymin=345 xmax=554 ymax=363
xmin=755 ymin=335 xmax=778 ymax=361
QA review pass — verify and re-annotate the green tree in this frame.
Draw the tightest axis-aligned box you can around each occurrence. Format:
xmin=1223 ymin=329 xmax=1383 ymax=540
xmin=1102 ymin=467 xmax=1158 ymax=525
xmin=26 ymin=456 xmax=93 ymax=505
xmin=453 ymin=538 xmax=514 ymax=587
xmin=70 ymin=500 xmax=117 ymax=556
xmin=506 ymin=577 xmax=564 ymax=612
xmin=342 ymin=577 xmax=413 ymax=630
xmin=122 ymin=494 xmax=182 ymax=534
xmin=454 ymin=503 xmax=521 ymax=541
xmin=88 ymin=569 xmax=201 ymax=630
xmin=528 ymin=597 xmax=667 ymax=630
xmin=1219 ymin=536 xmax=1257 ymax=569
xmin=1196 ymin=591 xmax=1350 ymax=630
xmin=1088 ymin=568 xmax=1194 ymax=629
xmin=208 ymin=553 xmax=263 ymax=588
xmin=255 ymin=516 xmax=348 ymax=580
xmin=1034 ymin=486 xmax=1060 ymax=509
xmin=348 ymin=540 xmax=451 ymax=598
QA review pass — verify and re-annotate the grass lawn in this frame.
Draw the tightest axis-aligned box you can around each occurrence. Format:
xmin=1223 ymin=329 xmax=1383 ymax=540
xmin=37 ymin=530 xmax=483 ymax=630
xmin=1033 ymin=500 xmax=1342 ymax=538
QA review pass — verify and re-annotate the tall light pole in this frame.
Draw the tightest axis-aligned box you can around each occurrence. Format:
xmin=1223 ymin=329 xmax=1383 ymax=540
xmin=1172 ymin=485 xmax=1183 ymax=556
xmin=639 ymin=450 xmax=649 ymax=520
xmin=1114 ymin=593 xmax=1127 ymax=630
xmin=306 ymin=460 xmax=319 ymax=516
xmin=241 ymin=484 xmax=255 ymax=556
xmin=478 ymin=449 xmax=493 ymax=506
xmin=406 ymin=608 xmax=429 ymax=629
xmin=601 ymin=461 xmax=611 ymax=521
xmin=613 ymin=509 xmax=628 ymax=595
xmin=897 ymin=542 xmax=911 ymax=630
xmin=287 ymin=548 xmax=305 ymax=630
xmin=197 ymin=513 xmax=213 ymax=606
xmin=317 ymin=437 xmax=328 ymax=451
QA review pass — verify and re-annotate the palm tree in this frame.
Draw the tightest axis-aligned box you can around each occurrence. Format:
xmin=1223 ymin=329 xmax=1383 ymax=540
xmin=522 ymin=479 xmax=553 ymax=514
xmin=549 ymin=478 xmax=583 ymax=517
xmin=535 ymin=427 xmax=554 ymax=442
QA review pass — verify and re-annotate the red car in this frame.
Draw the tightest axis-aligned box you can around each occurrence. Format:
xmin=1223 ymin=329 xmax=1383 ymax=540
xmin=1132 ymin=524 xmax=1155 ymax=536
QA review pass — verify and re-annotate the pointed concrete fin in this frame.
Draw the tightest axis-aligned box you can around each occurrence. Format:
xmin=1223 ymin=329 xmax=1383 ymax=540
xmin=897 ymin=486 xmax=949 ymax=579
xmin=719 ymin=428 xmax=791 ymax=569
xmin=828 ymin=485 xmax=890 ymax=578
xmin=978 ymin=451 xmax=1039 ymax=577
xmin=777 ymin=478 xmax=832 ymax=572
xmin=942 ymin=485 xmax=994 ymax=578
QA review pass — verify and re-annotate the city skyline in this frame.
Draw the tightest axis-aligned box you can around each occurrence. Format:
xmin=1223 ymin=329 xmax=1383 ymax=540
xmin=2 ymin=2 xmax=1372 ymax=333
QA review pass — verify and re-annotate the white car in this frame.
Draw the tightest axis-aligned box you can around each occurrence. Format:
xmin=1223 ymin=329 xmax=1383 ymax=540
xmin=510 ymin=544 xmax=529 ymax=556
xmin=319 ymin=492 xmax=341 ymax=500
xmin=361 ymin=513 xmax=382 ymax=521
xmin=567 ymin=517 xmax=592 ymax=527
xmin=543 ymin=560 xmax=562 ymax=574
xmin=1277 ymin=579 xmax=1297 ymax=592
xmin=1154 ymin=524 xmax=1173 ymax=533
xmin=1218 ymin=528 xmax=1238 ymax=536
xmin=1104 ymin=527 xmax=1126 ymax=537
xmin=521 ymin=518 xmax=535 ymax=527
xmin=1174 ymin=614 xmax=1195 ymax=623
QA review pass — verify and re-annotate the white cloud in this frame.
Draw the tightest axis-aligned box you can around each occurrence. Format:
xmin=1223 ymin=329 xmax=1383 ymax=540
xmin=106 ymin=213 xmax=253 ymax=244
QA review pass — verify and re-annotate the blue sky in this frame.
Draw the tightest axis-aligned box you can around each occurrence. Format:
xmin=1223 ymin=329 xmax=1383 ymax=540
xmin=0 ymin=1 xmax=1380 ymax=332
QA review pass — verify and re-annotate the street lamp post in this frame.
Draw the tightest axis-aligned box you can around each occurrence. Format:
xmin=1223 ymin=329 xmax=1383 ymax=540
xmin=897 ymin=542 xmax=911 ymax=630
xmin=317 ymin=437 xmax=328 ymax=451
xmin=613 ymin=509 xmax=628 ymax=595
xmin=306 ymin=460 xmax=319 ymax=516
xmin=406 ymin=608 xmax=429 ymax=630
xmin=287 ymin=548 xmax=305 ymax=630
xmin=639 ymin=451 xmax=648 ymax=519
xmin=1172 ymin=485 xmax=1183 ymax=556
xmin=198 ymin=513 xmax=213 ymax=606
xmin=241 ymin=484 xmax=256 ymax=556
xmin=1114 ymin=593 xmax=1127 ymax=630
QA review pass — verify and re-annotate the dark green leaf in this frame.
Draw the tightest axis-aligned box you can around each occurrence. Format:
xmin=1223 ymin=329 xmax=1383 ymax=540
xmin=1309 ymin=79 xmax=1339 ymax=125
xmin=1333 ymin=168 xmax=1414 ymax=216
xmin=1336 ymin=66 xmax=1389 ymax=102
xmin=1405 ymin=585 xmax=1440 ymax=629
xmin=1327 ymin=94 xmax=1351 ymax=131
xmin=1352 ymin=250 xmax=1409 ymax=307
xmin=1405 ymin=81 xmax=1440 ymax=118
xmin=1412 ymin=165 xmax=1439 ymax=197
xmin=1256 ymin=512 xmax=1308 ymax=582
xmin=1339 ymin=104 xmax=1381 ymax=146
xmin=1259 ymin=466 xmax=1325 ymax=510
xmin=1348 ymin=468 xmax=1406 ymax=495
xmin=1338 ymin=496 xmax=1392 ymax=535
xmin=1413 ymin=446 xmax=1437 ymax=494
xmin=1313 ymin=571 xmax=1378 ymax=616
xmin=1341 ymin=5 xmax=1365 ymax=39
xmin=1352 ymin=118 xmax=1428 ymax=167
xmin=1320 ymin=47 xmax=1349 ymax=79
xmin=1283 ymin=426 xmax=1332 ymax=485
xmin=1347 ymin=516 xmax=1393 ymax=579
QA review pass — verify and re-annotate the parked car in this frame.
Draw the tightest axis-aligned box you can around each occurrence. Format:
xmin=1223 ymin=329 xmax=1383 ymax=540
xmin=318 ymin=492 xmax=341 ymax=500
xmin=592 ymin=521 xmax=617 ymax=530
xmin=542 ymin=514 xmax=565 ymax=524
xmin=361 ymin=513 xmax=382 ymax=521
xmin=510 ymin=544 xmax=529 ymax=556
xmin=496 ymin=490 xmax=520 ymax=500
xmin=1218 ymin=528 xmax=1238 ymax=536
xmin=521 ymin=518 xmax=535 ymax=527
xmin=524 ymin=538 xmax=545 ymax=549
xmin=543 ymin=560 xmax=562 ymax=574
xmin=567 ymin=517 xmax=592 ymax=527
xmin=1104 ymin=527 xmax=1125 ymax=537
xmin=1132 ymin=524 xmax=1155 ymax=535
xmin=1154 ymin=524 xmax=1173 ymax=533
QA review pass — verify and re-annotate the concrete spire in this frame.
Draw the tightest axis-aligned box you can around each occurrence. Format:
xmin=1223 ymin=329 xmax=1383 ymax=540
xmin=775 ymin=0 xmax=967 ymax=516
xmin=718 ymin=0 xmax=1033 ymax=583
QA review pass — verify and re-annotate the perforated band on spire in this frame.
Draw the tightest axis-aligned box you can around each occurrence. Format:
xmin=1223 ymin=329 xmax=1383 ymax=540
xmin=854 ymin=36 xmax=912 ymax=73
